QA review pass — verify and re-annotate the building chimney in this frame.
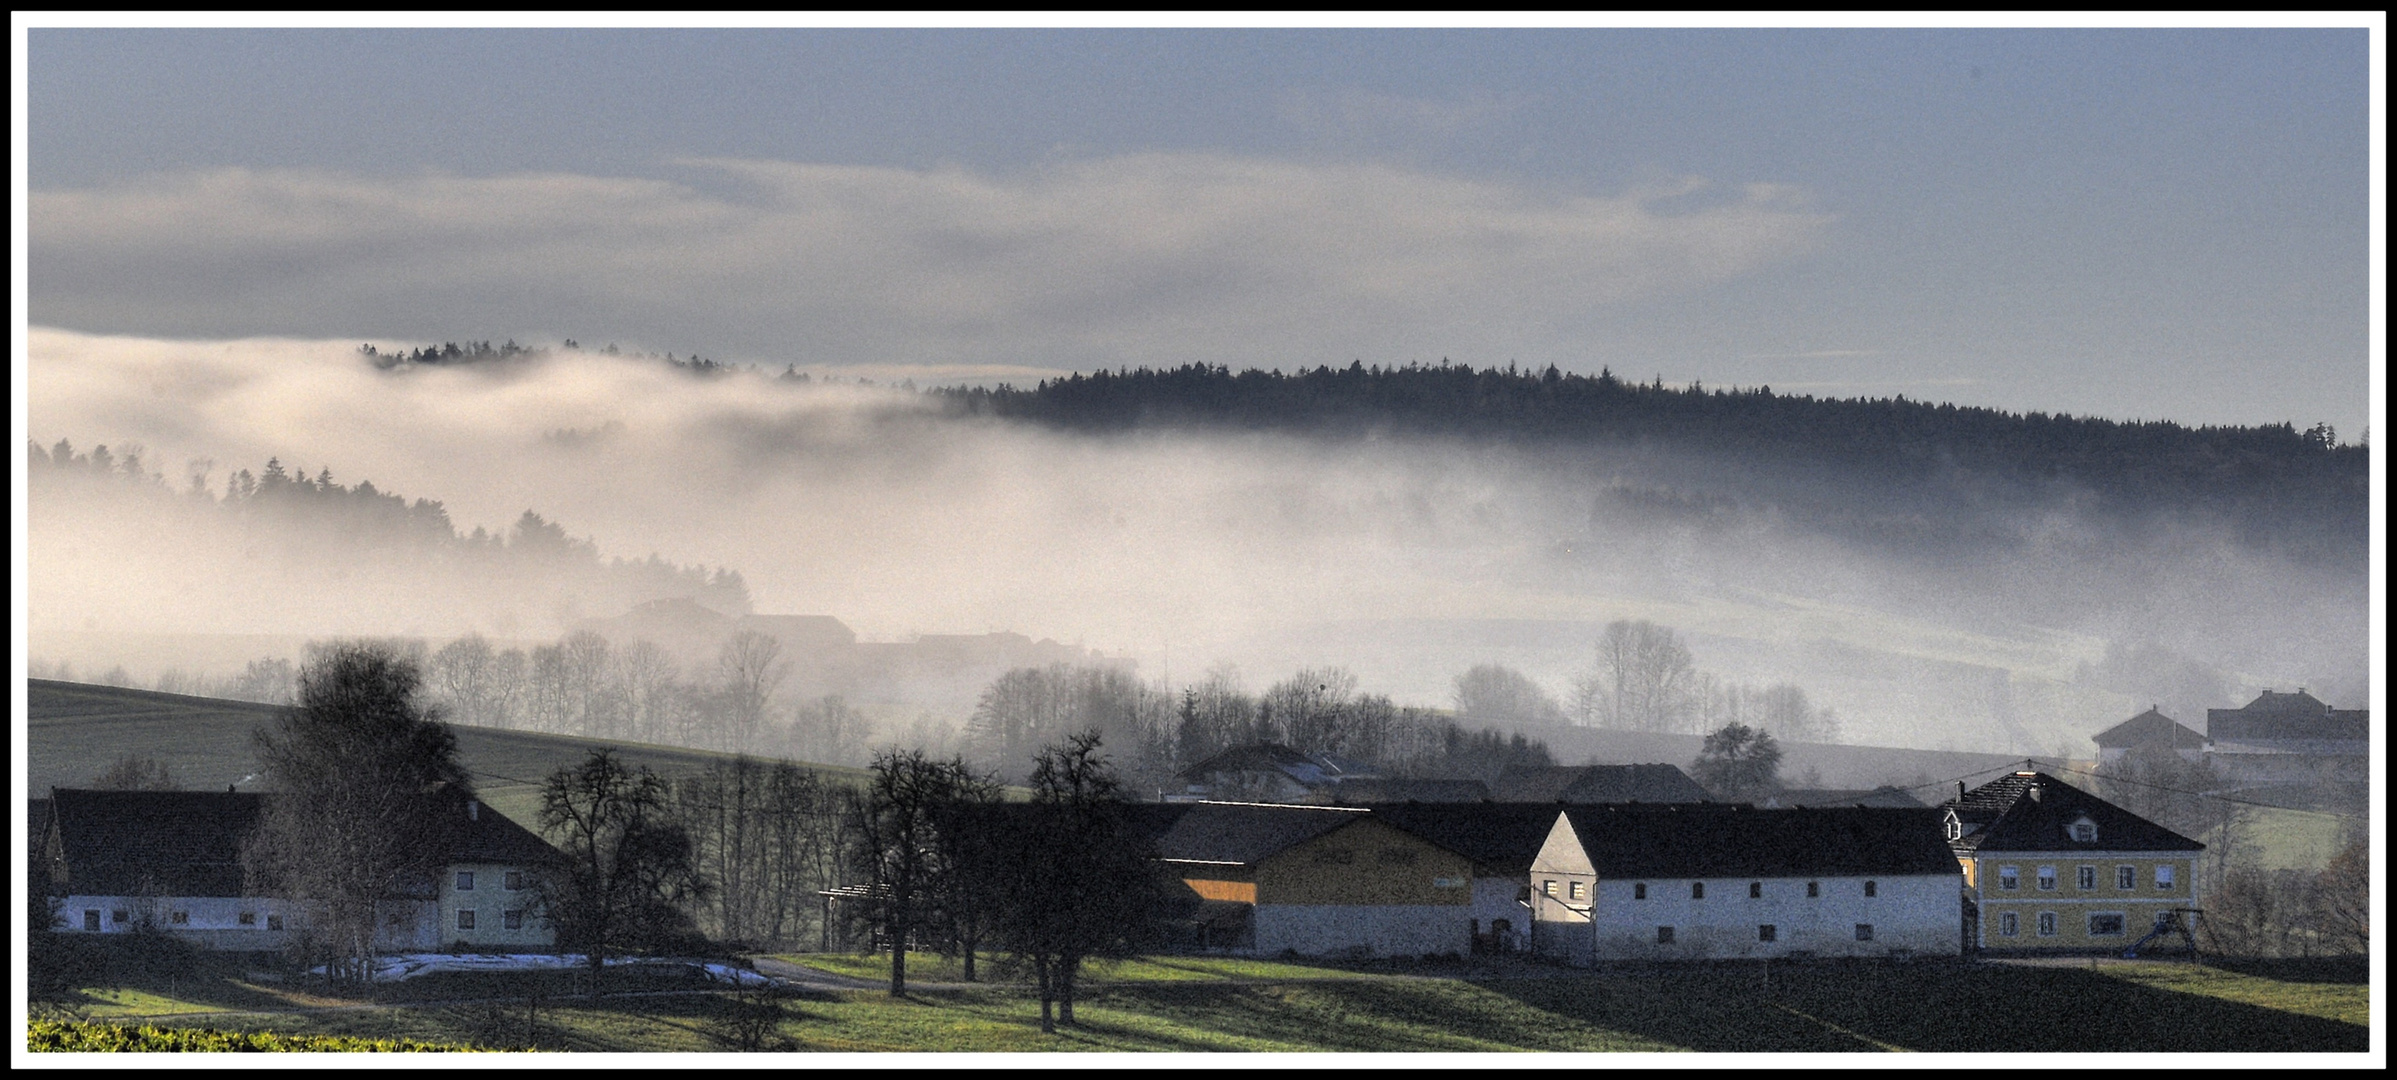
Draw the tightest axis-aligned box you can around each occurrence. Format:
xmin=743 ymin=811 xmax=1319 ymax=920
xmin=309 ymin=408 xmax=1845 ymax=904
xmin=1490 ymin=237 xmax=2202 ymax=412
xmin=2027 ymin=784 xmax=2042 ymax=803
xmin=467 ymin=799 xmax=480 ymax=822
xmin=227 ymin=783 xmax=237 ymax=793
xmin=1956 ymin=780 xmax=1966 ymax=803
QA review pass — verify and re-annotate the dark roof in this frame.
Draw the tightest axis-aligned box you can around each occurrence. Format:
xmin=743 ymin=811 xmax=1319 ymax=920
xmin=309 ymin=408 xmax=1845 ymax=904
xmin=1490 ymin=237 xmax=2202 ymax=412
xmin=452 ymin=800 xmax=569 ymax=866
xmin=2093 ymin=708 xmax=2207 ymax=750
xmin=1150 ymin=802 xmax=1373 ymax=865
xmin=48 ymin=788 xmax=265 ymax=897
xmin=1939 ymin=772 xmax=2204 ymax=855
xmin=1361 ymin=802 xmax=1566 ymax=875
xmin=1494 ymin=763 xmax=1717 ymax=803
xmin=1177 ymin=743 xmax=1377 ymax=786
xmin=1553 ymin=804 xmax=1960 ymax=878
xmin=1763 ymin=786 xmax=1926 ymax=809
xmin=1327 ymin=778 xmax=1490 ymax=803
xmin=2206 ymin=691 xmax=2368 ymax=743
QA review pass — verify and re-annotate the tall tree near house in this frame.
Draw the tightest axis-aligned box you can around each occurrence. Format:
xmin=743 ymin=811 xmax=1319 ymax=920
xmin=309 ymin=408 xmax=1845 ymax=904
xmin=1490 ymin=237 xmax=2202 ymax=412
xmin=1690 ymin=722 xmax=1783 ymax=801
xmin=717 ymin=630 xmax=789 ymax=752
xmin=539 ymin=749 xmax=710 ymax=988
xmin=2312 ymin=837 xmax=2368 ymax=955
xmin=243 ymin=642 xmax=471 ymax=989
xmin=926 ymin=766 xmax=1005 ymax=983
xmin=981 ymin=732 xmax=1172 ymax=1033
xmin=848 ymin=748 xmax=979 ymax=997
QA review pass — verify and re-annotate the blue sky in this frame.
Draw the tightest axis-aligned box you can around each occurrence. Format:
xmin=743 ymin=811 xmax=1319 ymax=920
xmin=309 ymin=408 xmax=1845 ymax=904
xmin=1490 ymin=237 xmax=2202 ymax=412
xmin=22 ymin=22 xmax=2380 ymax=436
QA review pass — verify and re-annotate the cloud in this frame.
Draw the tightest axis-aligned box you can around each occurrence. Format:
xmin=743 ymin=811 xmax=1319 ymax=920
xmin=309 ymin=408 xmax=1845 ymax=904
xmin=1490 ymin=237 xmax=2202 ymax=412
xmin=29 ymin=154 xmax=1831 ymax=371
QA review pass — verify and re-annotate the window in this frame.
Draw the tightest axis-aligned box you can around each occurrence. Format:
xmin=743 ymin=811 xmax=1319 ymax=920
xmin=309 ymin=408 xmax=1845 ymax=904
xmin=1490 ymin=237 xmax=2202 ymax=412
xmin=1999 ymin=912 xmax=2019 ymax=937
xmin=1567 ymin=881 xmax=1583 ymax=900
xmin=1944 ymin=816 xmax=1962 ymax=841
xmin=268 ymin=914 xmax=283 ymax=931
xmin=457 ymin=909 xmax=476 ymax=931
xmin=239 ymin=911 xmax=256 ymax=926
xmin=456 ymin=871 xmax=476 ymax=891
xmin=505 ymin=870 xmax=523 ymax=891
xmin=1691 ymin=882 xmax=1705 ymax=900
xmin=1854 ymin=924 xmax=1875 ymax=942
xmin=504 ymin=910 xmax=524 ymax=930
xmin=2070 ymin=818 xmax=2097 ymax=843
xmin=83 ymin=910 xmax=100 ymax=932
xmin=2037 ymin=912 xmax=2057 ymax=937
xmin=2117 ymin=865 xmax=2135 ymax=890
xmin=111 ymin=909 xmax=128 ymax=924
xmin=1758 ymin=924 xmax=1777 ymax=942
xmin=2155 ymin=865 xmax=2175 ymax=890
xmin=1656 ymin=926 xmax=1675 ymax=944
xmin=2077 ymin=866 xmax=2097 ymax=891
xmin=1806 ymin=881 xmax=1820 ymax=898
xmin=1749 ymin=881 xmax=1762 ymax=899
xmin=2088 ymin=913 xmax=2126 ymax=937
xmin=1998 ymin=865 xmax=2019 ymax=890
xmin=1864 ymin=880 xmax=1878 ymax=897
xmin=2036 ymin=866 xmax=2056 ymax=891
xmin=1542 ymin=880 xmax=1556 ymax=897
xmin=1634 ymin=883 xmax=1647 ymax=900
xmin=170 ymin=910 xmax=189 ymax=925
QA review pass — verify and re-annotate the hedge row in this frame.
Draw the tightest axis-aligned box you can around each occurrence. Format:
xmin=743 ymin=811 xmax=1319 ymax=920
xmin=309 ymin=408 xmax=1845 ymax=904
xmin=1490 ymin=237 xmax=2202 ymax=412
xmin=28 ymin=1021 xmax=490 ymax=1053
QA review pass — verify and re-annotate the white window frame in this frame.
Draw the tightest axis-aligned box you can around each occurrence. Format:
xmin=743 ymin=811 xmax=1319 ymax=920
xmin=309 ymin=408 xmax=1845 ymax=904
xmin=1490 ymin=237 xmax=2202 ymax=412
xmin=2036 ymin=865 xmax=2057 ymax=891
xmin=1999 ymin=911 xmax=2019 ymax=937
xmin=2037 ymin=911 xmax=2057 ymax=937
xmin=456 ymin=870 xmax=476 ymax=892
xmin=1567 ymin=881 xmax=1583 ymax=900
xmin=2077 ymin=865 xmax=2097 ymax=890
xmin=2155 ymin=864 xmax=2175 ymax=889
xmin=2116 ymin=865 xmax=2135 ymax=890
xmin=1997 ymin=865 xmax=2019 ymax=890
xmin=2088 ymin=912 xmax=2127 ymax=938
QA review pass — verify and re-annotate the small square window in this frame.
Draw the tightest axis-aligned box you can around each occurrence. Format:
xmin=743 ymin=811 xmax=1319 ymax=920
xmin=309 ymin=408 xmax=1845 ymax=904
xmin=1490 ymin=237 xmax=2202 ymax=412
xmin=1806 ymin=881 xmax=1820 ymax=898
xmin=456 ymin=871 xmax=475 ymax=891
xmin=1749 ymin=881 xmax=1762 ymax=899
xmin=2077 ymin=866 xmax=2096 ymax=890
xmin=111 ymin=909 xmax=128 ymax=924
xmin=457 ymin=909 xmax=476 ymax=931
xmin=1656 ymin=926 xmax=1675 ymax=944
xmin=2155 ymin=865 xmax=2175 ymax=889
xmin=1633 ymin=882 xmax=1647 ymax=900
xmin=504 ymin=909 xmax=524 ymax=930
xmin=268 ymin=914 xmax=284 ymax=931
xmin=2037 ymin=911 xmax=2057 ymax=937
xmin=1758 ymin=924 xmax=1777 ymax=942
xmin=2116 ymin=866 xmax=2135 ymax=890
xmin=170 ymin=910 xmax=189 ymax=925
xmin=1854 ymin=923 xmax=1874 ymax=942
xmin=1864 ymin=880 xmax=1877 ymax=897
xmin=239 ymin=911 xmax=257 ymax=926
xmin=83 ymin=910 xmax=101 ymax=932
xmin=1691 ymin=882 xmax=1705 ymax=900
xmin=2070 ymin=820 xmax=2097 ymax=843
xmin=1542 ymin=880 xmax=1555 ymax=897
xmin=2036 ymin=866 xmax=2056 ymax=891
xmin=1997 ymin=866 xmax=2019 ymax=890
xmin=1999 ymin=912 xmax=2019 ymax=937
xmin=1567 ymin=881 xmax=1583 ymax=900
xmin=505 ymin=870 xmax=524 ymax=891
xmin=2088 ymin=913 xmax=2126 ymax=937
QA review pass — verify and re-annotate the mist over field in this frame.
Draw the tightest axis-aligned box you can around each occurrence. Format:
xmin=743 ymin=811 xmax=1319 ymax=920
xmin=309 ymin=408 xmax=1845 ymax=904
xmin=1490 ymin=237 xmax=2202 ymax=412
xmin=25 ymin=328 xmax=2367 ymax=755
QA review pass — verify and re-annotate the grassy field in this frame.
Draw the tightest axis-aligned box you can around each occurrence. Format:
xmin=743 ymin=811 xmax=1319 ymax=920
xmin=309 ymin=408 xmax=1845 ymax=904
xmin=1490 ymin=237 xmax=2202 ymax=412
xmin=776 ymin=951 xmax=1398 ymax=985
xmin=25 ymin=679 xmax=867 ymax=830
xmin=36 ymin=953 xmax=2368 ymax=1054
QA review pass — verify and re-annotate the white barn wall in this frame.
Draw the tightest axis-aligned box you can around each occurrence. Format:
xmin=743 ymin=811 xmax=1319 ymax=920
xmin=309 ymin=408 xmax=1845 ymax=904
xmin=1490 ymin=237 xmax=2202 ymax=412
xmin=1253 ymin=904 xmax=1471 ymax=958
xmin=1583 ymin=874 xmax=1957 ymax=961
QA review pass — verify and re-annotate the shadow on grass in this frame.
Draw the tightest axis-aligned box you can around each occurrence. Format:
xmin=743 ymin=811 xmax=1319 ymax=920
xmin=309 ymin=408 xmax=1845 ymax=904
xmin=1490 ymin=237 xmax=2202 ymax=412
xmin=1480 ymin=959 xmax=2368 ymax=1052
xmin=2201 ymin=956 xmax=2369 ymax=985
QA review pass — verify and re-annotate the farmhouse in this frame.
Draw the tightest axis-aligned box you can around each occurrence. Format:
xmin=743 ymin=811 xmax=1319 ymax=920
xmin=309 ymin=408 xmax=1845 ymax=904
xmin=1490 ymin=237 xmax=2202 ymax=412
xmin=2203 ymin=689 xmax=2369 ymax=793
xmin=1172 ymin=743 xmax=1382 ymax=803
xmin=2092 ymin=706 xmax=2207 ymax=767
xmin=1152 ymin=801 xmax=1475 ymax=958
xmin=1939 ymin=771 xmax=2203 ymax=954
xmin=1367 ymin=802 xmax=1566 ymax=953
xmin=1529 ymin=803 xmax=1961 ymax=964
xmin=40 ymin=787 xmax=565 ymax=952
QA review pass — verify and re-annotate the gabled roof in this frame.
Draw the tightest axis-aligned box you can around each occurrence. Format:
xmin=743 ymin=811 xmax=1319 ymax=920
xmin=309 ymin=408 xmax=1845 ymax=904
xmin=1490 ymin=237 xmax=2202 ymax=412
xmin=2206 ymin=690 xmax=2368 ymax=743
xmin=1149 ymin=802 xmax=1372 ymax=865
xmin=1494 ymin=763 xmax=1717 ymax=804
xmin=1177 ymin=743 xmax=1379 ymax=787
xmin=2093 ymin=707 xmax=2206 ymax=750
xmin=1939 ymin=772 xmax=2203 ymax=855
xmin=451 ymin=800 xmax=570 ymax=867
xmin=1552 ymin=804 xmax=1959 ymax=878
xmin=47 ymin=788 xmax=265 ymax=897
xmin=1362 ymin=802 xmax=1566 ymax=875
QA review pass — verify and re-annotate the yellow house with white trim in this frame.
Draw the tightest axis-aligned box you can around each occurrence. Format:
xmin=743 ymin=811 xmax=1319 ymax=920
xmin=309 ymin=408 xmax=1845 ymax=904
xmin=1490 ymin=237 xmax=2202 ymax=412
xmin=1941 ymin=772 xmax=2202 ymax=953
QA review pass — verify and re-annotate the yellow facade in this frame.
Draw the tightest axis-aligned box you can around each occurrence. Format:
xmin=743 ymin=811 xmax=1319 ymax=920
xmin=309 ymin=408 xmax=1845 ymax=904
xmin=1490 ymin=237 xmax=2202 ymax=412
xmin=1256 ymin=818 xmax=1473 ymax=907
xmin=1969 ymin=853 xmax=2194 ymax=950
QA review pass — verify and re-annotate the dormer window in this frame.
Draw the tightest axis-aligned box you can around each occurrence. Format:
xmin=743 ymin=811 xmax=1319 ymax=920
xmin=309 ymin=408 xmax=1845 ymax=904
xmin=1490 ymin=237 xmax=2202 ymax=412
xmin=1944 ymin=814 xmax=1962 ymax=841
xmin=2068 ymin=817 xmax=2097 ymax=844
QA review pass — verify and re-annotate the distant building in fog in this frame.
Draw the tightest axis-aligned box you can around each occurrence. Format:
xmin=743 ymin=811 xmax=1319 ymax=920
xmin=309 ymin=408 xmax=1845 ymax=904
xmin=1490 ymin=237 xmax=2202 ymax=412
xmin=2091 ymin=706 xmax=2207 ymax=766
xmin=2203 ymin=689 xmax=2369 ymax=790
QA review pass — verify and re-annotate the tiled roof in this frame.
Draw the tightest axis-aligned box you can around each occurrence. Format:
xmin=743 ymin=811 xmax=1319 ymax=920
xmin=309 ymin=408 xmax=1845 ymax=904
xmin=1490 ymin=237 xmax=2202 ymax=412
xmin=2092 ymin=708 xmax=2206 ymax=750
xmin=1494 ymin=763 xmax=1717 ymax=803
xmin=1361 ymin=802 xmax=1565 ymax=875
xmin=1149 ymin=802 xmax=1372 ymax=865
xmin=1553 ymin=804 xmax=1960 ymax=878
xmin=47 ymin=788 xmax=265 ymax=897
xmin=451 ymin=801 xmax=569 ymax=866
xmin=1938 ymin=772 xmax=2203 ymax=855
xmin=2206 ymin=691 xmax=2369 ymax=742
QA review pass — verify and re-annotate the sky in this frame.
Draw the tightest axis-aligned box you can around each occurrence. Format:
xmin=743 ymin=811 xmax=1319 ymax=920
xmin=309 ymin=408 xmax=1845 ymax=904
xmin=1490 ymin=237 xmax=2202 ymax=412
xmin=18 ymin=19 xmax=2381 ymax=437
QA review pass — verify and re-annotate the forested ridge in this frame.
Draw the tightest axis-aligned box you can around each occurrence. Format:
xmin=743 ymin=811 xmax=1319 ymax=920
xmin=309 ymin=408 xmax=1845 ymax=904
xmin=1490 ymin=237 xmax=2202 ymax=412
xmin=933 ymin=362 xmax=2367 ymax=561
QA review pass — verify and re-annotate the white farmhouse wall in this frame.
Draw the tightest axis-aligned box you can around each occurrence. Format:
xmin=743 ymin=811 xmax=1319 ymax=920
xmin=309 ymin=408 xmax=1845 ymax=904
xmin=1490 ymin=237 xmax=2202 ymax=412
xmin=1581 ymin=874 xmax=1958 ymax=962
xmin=57 ymin=894 xmax=309 ymax=950
xmin=1470 ymin=876 xmax=1531 ymax=949
xmin=1253 ymin=904 xmax=1470 ymax=958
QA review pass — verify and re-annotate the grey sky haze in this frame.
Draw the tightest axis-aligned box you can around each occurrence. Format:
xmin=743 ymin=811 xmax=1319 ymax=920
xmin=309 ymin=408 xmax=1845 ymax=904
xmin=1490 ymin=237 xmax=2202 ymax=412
xmin=22 ymin=22 xmax=2379 ymax=435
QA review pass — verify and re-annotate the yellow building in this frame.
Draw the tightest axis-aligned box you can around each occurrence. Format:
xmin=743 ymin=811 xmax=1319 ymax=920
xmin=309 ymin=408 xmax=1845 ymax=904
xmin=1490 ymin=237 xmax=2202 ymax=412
xmin=1155 ymin=802 xmax=1475 ymax=957
xmin=1941 ymin=772 xmax=2203 ymax=953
